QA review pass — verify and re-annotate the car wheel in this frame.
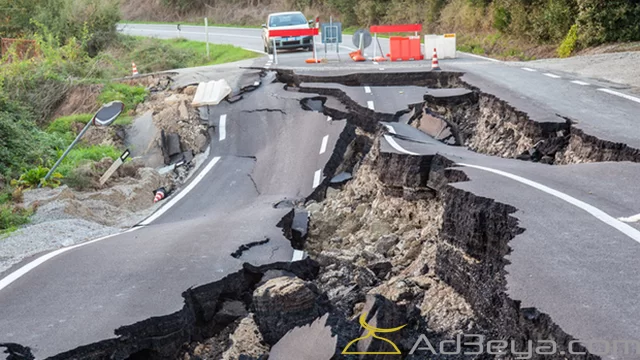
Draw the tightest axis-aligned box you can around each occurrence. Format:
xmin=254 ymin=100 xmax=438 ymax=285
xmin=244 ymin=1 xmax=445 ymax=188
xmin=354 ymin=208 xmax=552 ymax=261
xmin=306 ymin=46 xmax=314 ymax=52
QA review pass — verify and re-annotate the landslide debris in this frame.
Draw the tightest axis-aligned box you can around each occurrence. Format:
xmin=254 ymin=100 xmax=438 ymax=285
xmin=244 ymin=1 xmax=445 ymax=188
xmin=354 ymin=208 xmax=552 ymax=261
xmin=5 ymin=70 xmax=606 ymax=360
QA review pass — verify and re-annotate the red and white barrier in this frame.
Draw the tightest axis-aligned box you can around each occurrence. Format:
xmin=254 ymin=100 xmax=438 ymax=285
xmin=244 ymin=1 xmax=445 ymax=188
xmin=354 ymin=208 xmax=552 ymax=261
xmin=268 ymin=28 xmax=320 ymax=64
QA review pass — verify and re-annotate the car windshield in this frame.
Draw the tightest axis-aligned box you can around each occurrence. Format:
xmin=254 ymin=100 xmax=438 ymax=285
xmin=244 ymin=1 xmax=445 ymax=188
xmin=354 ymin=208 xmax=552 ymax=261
xmin=269 ymin=13 xmax=307 ymax=27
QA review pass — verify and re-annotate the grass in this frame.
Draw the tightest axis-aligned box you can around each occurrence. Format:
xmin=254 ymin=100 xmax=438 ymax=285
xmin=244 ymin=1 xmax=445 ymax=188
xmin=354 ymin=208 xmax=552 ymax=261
xmin=107 ymin=36 xmax=261 ymax=75
xmin=56 ymin=145 xmax=121 ymax=177
xmin=98 ymin=82 xmax=148 ymax=111
xmin=0 ymin=204 xmax=32 ymax=235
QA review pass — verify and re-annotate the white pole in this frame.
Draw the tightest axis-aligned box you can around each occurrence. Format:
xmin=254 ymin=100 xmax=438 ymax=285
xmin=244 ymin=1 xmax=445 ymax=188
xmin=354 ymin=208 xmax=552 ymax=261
xmin=205 ymin=18 xmax=210 ymax=58
xmin=273 ymin=38 xmax=278 ymax=64
xmin=373 ymin=33 xmax=377 ymax=59
xmin=313 ymin=35 xmax=317 ymax=62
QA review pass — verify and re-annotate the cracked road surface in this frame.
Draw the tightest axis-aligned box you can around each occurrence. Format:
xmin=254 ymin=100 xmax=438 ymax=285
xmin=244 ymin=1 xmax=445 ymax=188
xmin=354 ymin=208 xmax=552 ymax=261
xmin=0 ymin=66 xmax=344 ymax=357
xmin=2 ymin=24 xmax=640 ymax=359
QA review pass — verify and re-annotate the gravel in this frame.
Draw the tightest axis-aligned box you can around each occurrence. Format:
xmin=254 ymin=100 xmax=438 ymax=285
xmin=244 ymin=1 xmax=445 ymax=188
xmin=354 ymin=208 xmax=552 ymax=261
xmin=515 ymin=51 xmax=640 ymax=91
xmin=0 ymin=219 xmax=120 ymax=275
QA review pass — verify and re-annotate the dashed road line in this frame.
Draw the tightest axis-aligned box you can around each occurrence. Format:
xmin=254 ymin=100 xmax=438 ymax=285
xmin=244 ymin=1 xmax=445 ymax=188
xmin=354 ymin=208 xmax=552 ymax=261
xmin=219 ymin=114 xmax=227 ymax=141
xmin=319 ymin=135 xmax=329 ymax=154
xmin=571 ymin=80 xmax=590 ymax=86
xmin=522 ymin=67 xmax=537 ymax=72
xmin=313 ymin=169 xmax=322 ymax=188
xmin=598 ymin=88 xmax=640 ymax=104
xmin=364 ymin=86 xmax=372 ymax=94
xmin=367 ymin=101 xmax=375 ymax=110
xmin=544 ymin=73 xmax=561 ymax=79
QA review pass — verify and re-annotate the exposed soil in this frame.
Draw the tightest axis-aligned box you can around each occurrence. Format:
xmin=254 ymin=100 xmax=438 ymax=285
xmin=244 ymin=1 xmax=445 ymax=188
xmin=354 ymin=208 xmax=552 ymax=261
xmin=51 ymin=84 xmax=104 ymax=119
xmin=5 ymin=69 xmax=628 ymax=360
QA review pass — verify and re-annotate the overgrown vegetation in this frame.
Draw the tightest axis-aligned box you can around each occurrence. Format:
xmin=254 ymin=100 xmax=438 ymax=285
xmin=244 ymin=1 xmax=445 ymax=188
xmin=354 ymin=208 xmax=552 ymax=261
xmin=1 ymin=0 xmax=257 ymax=233
xmin=122 ymin=0 xmax=640 ymax=59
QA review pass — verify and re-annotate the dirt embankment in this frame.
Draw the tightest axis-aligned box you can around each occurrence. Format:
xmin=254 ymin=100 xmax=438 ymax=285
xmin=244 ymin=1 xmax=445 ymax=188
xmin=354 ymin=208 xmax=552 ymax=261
xmin=0 ymin=74 xmax=209 ymax=276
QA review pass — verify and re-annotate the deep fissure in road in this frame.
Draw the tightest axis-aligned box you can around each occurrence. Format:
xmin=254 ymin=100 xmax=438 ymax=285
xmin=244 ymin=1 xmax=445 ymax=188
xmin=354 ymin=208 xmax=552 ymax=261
xmin=4 ymin=69 xmax=623 ymax=360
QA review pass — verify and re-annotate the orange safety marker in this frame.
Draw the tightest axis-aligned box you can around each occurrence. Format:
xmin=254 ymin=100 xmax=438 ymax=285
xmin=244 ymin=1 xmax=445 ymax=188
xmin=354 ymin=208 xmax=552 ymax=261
xmin=132 ymin=62 xmax=139 ymax=76
xmin=153 ymin=187 xmax=166 ymax=203
xmin=431 ymin=48 xmax=441 ymax=71
xmin=350 ymin=49 xmax=366 ymax=62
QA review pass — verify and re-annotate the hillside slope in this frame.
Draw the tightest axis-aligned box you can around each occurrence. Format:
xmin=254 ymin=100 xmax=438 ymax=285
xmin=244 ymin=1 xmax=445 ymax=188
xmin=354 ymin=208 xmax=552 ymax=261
xmin=120 ymin=0 xmax=640 ymax=60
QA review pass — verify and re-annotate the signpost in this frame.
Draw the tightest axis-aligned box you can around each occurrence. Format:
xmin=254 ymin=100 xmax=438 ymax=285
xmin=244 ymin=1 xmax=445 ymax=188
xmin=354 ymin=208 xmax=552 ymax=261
xmin=320 ymin=17 xmax=342 ymax=61
xmin=99 ymin=149 xmax=131 ymax=186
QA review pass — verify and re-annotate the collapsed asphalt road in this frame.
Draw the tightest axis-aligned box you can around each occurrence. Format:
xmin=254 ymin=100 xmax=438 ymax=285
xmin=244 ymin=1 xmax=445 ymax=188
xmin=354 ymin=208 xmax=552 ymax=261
xmin=2 ymin=62 xmax=640 ymax=359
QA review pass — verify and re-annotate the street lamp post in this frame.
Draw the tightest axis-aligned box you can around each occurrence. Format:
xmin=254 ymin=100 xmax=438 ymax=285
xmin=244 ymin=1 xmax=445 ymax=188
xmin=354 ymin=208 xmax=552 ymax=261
xmin=40 ymin=101 xmax=125 ymax=187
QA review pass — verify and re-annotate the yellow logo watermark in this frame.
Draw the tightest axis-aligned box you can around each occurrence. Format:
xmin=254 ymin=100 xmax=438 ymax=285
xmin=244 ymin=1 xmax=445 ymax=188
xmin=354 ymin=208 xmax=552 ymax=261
xmin=342 ymin=312 xmax=407 ymax=355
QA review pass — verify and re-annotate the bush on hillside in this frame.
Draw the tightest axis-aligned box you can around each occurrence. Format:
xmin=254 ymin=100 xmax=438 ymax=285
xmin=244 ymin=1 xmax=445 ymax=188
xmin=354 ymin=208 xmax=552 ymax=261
xmin=0 ymin=0 xmax=120 ymax=54
xmin=557 ymin=23 xmax=578 ymax=57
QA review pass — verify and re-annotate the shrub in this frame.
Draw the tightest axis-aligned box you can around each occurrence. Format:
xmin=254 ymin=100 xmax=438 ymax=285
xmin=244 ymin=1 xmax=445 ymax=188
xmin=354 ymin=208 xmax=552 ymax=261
xmin=557 ymin=24 xmax=578 ymax=57
xmin=11 ymin=166 xmax=63 ymax=189
xmin=493 ymin=6 xmax=512 ymax=33
xmin=0 ymin=204 xmax=32 ymax=234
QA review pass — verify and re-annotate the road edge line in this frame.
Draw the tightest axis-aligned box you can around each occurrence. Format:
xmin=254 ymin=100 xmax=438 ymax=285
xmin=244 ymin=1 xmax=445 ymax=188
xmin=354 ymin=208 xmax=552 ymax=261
xmin=139 ymin=156 xmax=222 ymax=225
xmin=0 ymin=228 xmax=141 ymax=292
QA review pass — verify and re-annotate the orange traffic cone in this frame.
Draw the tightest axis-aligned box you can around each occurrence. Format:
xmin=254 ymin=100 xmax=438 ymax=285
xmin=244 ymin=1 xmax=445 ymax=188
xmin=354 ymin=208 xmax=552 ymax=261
xmin=431 ymin=48 xmax=441 ymax=71
xmin=153 ymin=187 xmax=166 ymax=203
xmin=350 ymin=49 xmax=366 ymax=62
xmin=132 ymin=62 xmax=139 ymax=76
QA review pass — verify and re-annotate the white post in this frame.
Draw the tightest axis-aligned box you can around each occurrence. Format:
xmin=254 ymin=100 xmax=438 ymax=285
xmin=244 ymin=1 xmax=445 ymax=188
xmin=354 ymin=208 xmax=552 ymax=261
xmin=373 ymin=33 xmax=377 ymax=59
xmin=205 ymin=18 xmax=210 ymax=58
xmin=273 ymin=38 xmax=278 ymax=64
xmin=313 ymin=35 xmax=317 ymax=62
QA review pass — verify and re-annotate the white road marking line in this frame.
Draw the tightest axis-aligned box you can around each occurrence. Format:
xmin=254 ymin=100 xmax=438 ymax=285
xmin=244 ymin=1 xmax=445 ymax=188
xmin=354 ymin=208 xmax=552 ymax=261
xmin=459 ymin=163 xmax=640 ymax=244
xmin=598 ymin=88 xmax=640 ymax=104
xmin=367 ymin=101 xmax=375 ymax=110
xmin=383 ymin=124 xmax=396 ymax=134
xmin=522 ymin=67 xmax=537 ymax=72
xmin=313 ymin=169 xmax=322 ymax=188
xmin=291 ymin=250 xmax=306 ymax=262
xmin=1 ymin=154 xmax=223 ymax=291
xmin=373 ymin=61 xmax=379 ymax=65
xmin=319 ymin=135 xmax=329 ymax=154
xmin=571 ymin=80 xmax=590 ymax=86
xmin=544 ymin=73 xmax=561 ymax=79
xmin=458 ymin=51 xmax=503 ymax=63
xmin=140 ymin=156 xmax=222 ymax=226
xmin=364 ymin=86 xmax=372 ymax=94
xmin=384 ymin=135 xmax=420 ymax=155
xmin=219 ymin=114 xmax=227 ymax=141
xmin=379 ymin=68 xmax=385 ymax=71
xmin=619 ymin=214 xmax=640 ymax=223
xmin=327 ymin=116 xmax=332 ymax=122
xmin=382 ymin=123 xmax=640 ymax=245
xmin=0 ymin=227 xmax=142 ymax=292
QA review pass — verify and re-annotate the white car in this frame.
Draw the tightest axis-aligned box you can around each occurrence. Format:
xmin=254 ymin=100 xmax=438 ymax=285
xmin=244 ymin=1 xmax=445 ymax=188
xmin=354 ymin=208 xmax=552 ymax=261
xmin=262 ymin=11 xmax=314 ymax=54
